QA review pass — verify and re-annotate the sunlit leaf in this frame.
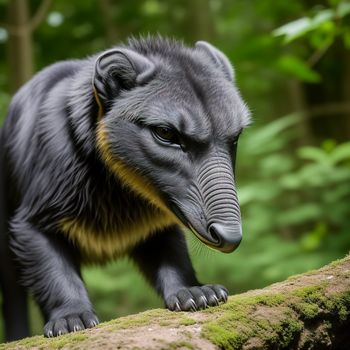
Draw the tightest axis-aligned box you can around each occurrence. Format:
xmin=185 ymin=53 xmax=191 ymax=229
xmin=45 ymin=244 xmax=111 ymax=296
xmin=276 ymin=55 xmax=321 ymax=82
xmin=311 ymin=9 xmax=335 ymax=27
xmin=273 ymin=17 xmax=313 ymax=43
xmin=300 ymin=223 xmax=327 ymax=251
xmin=330 ymin=142 xmax=350 ymax=164
xmin=337 ymin=1 xmax=350 ymax=17
xmin=321 ymin=139 xmax=337 ymax=153
xmin=239 ymin=113 xmax=301 ymax=156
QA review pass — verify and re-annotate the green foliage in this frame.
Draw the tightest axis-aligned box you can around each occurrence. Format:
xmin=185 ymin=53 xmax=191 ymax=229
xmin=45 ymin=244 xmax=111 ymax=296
xmin=0 ymin=92 xmax=10 ymax=124
xmin=273 ymin=1 xmax=350 ymax=46
xmin=239 ymin=115 xmax=350 ymax=245
xmin=276 ymin=55 xmax=321 ymax=82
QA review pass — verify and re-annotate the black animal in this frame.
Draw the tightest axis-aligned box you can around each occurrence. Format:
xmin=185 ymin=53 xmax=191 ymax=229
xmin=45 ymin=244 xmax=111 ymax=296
xmin=0 ymin=36 xmax=251 ymax=340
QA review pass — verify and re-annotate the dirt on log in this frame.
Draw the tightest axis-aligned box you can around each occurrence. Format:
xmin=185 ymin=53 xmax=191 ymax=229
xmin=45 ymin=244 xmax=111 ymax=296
xmin=1 ymin=255 xmax=349 ymax=350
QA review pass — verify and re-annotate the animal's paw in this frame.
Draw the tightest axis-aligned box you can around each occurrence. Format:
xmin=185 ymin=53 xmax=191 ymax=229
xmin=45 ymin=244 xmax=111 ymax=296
xmin=44 ymin=311 xmax=99 ymax=337
xmin=165 ymin=284 xmax=228 ymax=312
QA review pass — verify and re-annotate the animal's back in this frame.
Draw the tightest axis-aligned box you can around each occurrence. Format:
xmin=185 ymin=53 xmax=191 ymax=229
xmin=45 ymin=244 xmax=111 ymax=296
xmin=2 ymin=58 xmax=175 ymax=264
xmin=2 ymin=61 xmax=83 ymax=182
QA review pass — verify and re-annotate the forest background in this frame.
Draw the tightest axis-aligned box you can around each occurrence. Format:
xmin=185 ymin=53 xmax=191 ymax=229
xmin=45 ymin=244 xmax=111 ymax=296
xmin=0 ymin=0 xmax=349 ymax=339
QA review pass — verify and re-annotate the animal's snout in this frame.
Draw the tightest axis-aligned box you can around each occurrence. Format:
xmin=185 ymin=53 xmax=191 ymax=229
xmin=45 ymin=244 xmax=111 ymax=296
xmin=208 ymin=222 xmax=242 ymax=253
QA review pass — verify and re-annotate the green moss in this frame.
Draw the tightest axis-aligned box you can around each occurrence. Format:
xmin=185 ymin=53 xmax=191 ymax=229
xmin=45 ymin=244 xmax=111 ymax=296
xmin=104 ymin=308 xmax=179 ymax=331
xmin=201 ymin=290 xmax=308 ymax=349
xmin=291 ymin=286 xmax=350 ymax=322
xmin=202 ymin=303 xmax=304 ymax=350
xmin=45 ymin=333 xmax=89 ymax=349
xmin=178 ymin=317 xmax=196 ymax=326
xmin=293 ymin=302 xmax=320 ymax=319
xmin=0 ymin=335 xmax=47 ymax=349
xmin=324 ymin=293 xmax=350 ymax=321
xmin=329 ymin=255 xmax=349 ymax=268
xmin=259 ymin=312 xmax=303 ymax=347
xmin=1 ymin=333 xmax=89 ymax=350
xmin=248 ymin=293 xmax=286 ymax=307
xmin=202 ymin=323 xmax=245 ymax=350
xmin=293 ymin=285 xmax=325 ymax=301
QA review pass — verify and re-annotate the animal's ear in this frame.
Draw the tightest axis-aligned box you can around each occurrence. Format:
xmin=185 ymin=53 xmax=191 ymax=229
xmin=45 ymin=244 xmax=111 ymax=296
xmin=93 ymin=48 xmax=156 ymax=110
xmin=195 ymin=41 xmax=235 ymax=82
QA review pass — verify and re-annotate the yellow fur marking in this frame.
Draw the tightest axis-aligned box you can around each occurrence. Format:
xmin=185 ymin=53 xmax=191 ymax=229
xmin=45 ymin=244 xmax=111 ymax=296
xmin=96 ymin=122 xmax=175 ymax=216
xmin=60 ymin=120 xmax=181 ymax=263
xmin=93 ymin=87 xmax=104 ymax=120
xmin=61 ymin=212 xmax=174 ymax=263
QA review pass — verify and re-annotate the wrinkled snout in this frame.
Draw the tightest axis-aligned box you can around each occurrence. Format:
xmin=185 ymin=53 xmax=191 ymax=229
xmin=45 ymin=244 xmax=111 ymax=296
xmin=180 ymin=150 xmax=243 ymax=253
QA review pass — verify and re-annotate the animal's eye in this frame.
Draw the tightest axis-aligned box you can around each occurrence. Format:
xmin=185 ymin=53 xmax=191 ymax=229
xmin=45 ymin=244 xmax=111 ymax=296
xmin=152 ymin=126 xmax=180 ymax=144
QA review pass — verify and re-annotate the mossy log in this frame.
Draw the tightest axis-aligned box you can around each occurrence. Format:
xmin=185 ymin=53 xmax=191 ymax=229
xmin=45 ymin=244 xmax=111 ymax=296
xmin=1 ymin=255 xmax=350 ymax=350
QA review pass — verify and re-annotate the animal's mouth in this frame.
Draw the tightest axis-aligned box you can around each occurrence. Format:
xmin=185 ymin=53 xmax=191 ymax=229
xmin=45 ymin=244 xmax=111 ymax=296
xmin=186 ymin=222 xmax=221 ymax=251
xmin=169 ymin=204 xmax=224 ymax=251
xmin=170 ymin=203 xmax=241 ymax=254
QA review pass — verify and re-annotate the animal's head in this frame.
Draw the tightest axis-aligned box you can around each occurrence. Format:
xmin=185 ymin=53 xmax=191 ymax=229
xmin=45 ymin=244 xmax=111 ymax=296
xmin=95 ymin=37 xmax=251 ymax=253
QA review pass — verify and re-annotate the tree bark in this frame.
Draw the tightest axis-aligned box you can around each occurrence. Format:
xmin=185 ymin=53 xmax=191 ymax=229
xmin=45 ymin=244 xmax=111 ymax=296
xmin=5 ymin=0 xmax=52 ymax=92
xmin=98 ymin=0 xmax=119 ymax=45
xmin=186 ymin=0 xmax=215 ymax=42
xmin=2 ymin=255 xmax=350 ymax=349
xmin=6 ymin=0 xmax=34 ymax=92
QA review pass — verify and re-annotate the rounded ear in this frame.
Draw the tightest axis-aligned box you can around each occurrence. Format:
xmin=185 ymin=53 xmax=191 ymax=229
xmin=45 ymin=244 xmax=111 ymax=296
xmin=195 ymin=41 xmax=235 ymax=82
xmin=93 ymin=48 xmax=156 ymax=108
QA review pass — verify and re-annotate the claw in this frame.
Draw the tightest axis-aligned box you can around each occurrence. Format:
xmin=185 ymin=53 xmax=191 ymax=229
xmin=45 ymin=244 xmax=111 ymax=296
xmin=47 ymin=330 xmax=53 ymax=338
xmin=189 ymin=298 xmax=197 ymax=312
xmin=175 ymin=301 xmax=181 ymax=311
xmin=212 ymin=295 xmax=219 ymax=306
xmin=220 ymin=290 xmax=228 ymax=303
xmin=73 ymin=325 xmax=81 ymax=332
xmin=200 ymin=295 xmax=208 ymax=308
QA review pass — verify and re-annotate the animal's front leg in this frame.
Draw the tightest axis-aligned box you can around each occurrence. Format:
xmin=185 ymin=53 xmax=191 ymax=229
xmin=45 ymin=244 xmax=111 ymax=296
xmin=9 ymin=213 xmax=99 ymax=337
xmin=130 ymin=225 xmax=228 ymax=311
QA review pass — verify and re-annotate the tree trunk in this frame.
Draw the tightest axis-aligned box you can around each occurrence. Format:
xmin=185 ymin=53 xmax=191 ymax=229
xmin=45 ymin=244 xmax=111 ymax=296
xmin=187 ymin=0 xmax=215 ymax=42
xmin=342 ymin=50 xmax=350 ymax=139
xmin=98 ymin=0 xmax=119 ymax=45
xmin=3 ymin=255 xmax=350 ymax=349
xmin=288 ymin=79 xmax=313 ymax=146
xmin=6 ymin=0 xmax=34 ymax=92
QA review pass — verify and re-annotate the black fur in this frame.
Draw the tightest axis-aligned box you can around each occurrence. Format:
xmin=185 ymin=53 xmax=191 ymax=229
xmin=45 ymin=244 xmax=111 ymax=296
xmin=0 ymin=36 xmax=250 ymax=340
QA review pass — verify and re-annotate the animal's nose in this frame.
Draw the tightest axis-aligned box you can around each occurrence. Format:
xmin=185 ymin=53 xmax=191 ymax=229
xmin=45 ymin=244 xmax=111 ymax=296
xmin=208 ymin=222 xmax=242 ymax=253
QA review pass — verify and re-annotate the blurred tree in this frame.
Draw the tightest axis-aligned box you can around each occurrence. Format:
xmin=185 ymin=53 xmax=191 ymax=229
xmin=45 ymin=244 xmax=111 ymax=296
xmin=2 ymin=0 xmax=52 ymax=92
xmin=98 ymin=0 xmax=119 ymax=45
xmin=274 ymin=0 xmax=350 ymax=142
xmin=186 ymin=0 xmax=215 ymax=41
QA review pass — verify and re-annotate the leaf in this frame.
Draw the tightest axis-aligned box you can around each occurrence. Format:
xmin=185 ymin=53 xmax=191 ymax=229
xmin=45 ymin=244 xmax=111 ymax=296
xmin=300 ymin=223 xmax=327 ymax=251
xmin=278 ymin=203 xmax=323 ymax=226
xmin=343 ymin=29 xmax=350 ymax=49
xmin=242 ymin=114 xmax=301 ymax=156
xmin=311 ymin=9 xmax=335 ymax=28
xmin=273 ymin=17 xmax=313 ymax=43
xmin=330 ymin=142 xmax=350 ymax=164
xmin=337 ymin=1 xmax=350 ymax=18
xmin=276 ymin=55 xmax=321 ymax=83
xmin=298 ymin=146 xmax=329 ymax=163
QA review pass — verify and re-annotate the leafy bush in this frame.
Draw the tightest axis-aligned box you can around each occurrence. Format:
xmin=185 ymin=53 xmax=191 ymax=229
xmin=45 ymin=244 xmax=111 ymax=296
xmin=239 ymin=115 xmax=350 ymax=247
